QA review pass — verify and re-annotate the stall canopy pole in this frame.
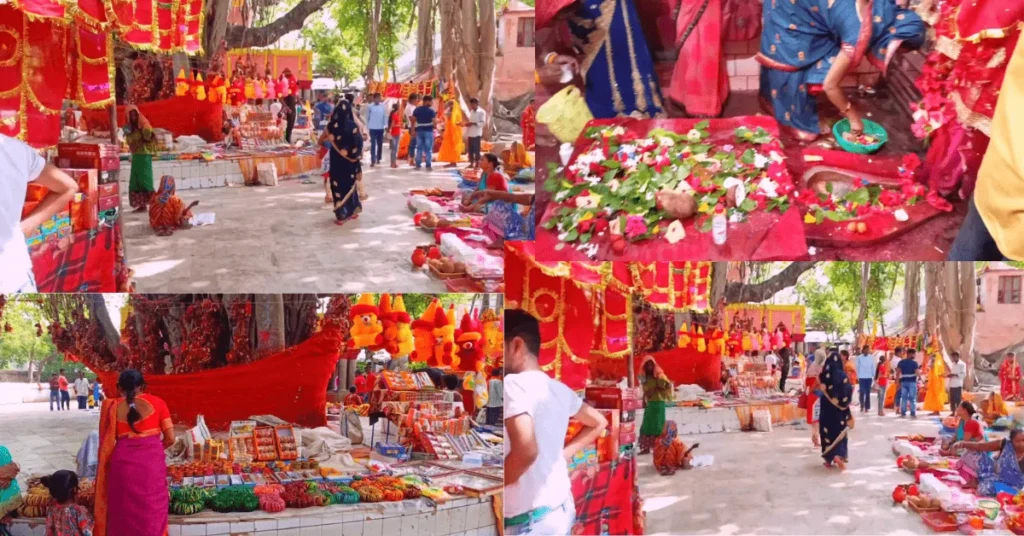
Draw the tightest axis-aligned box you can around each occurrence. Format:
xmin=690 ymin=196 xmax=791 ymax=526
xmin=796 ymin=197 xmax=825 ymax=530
xmin=108 ymin=104 xmax=117 ymax=144
xmin=627 ymin=350 xmax=636 ymax=388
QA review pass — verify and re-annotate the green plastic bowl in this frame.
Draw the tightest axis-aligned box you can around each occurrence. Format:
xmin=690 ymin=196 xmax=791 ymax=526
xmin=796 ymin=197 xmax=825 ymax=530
xmin=833 ymin=118 xmax=887 ymax=154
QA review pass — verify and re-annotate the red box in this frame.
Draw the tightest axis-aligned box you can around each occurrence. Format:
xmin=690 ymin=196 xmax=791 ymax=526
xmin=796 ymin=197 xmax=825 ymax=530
xmin=621 ymin=387 xmax=643 ymax=400
xmin=585 ymin=387 xmax=622 ymax=410
xmin=98 ymin=182 xmax=119 ymax=198
xmin=98 ymin=195 xmax=120 ymax=212
xmin=619 ymin=421 xmax=636 ymax=435
xmin=57 ymin=143 xmax=119 ymax=171
xmin=619 ymin=430 xmax=637 ymax=445
xmin=621 ymin=398 xmax=643 ymax=412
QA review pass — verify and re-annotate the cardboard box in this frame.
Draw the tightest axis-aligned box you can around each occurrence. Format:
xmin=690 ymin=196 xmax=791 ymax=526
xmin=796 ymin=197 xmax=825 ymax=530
xmin=619 ymin=421 xmax=636 ymax=435
xmin=57 ymin=143 xmax=119 ymax=171
xmin=585 ymin=387 xmax=622 ymax=410
xmin=619 ymin=430 xmax=637 ymax=445
xmin=98 ymin=182 xmax=119 ymax=198
xmin=98 ymin=195 xmax=120 ymax=212
xmin=621 ymin=397 xmax=643 ymax=412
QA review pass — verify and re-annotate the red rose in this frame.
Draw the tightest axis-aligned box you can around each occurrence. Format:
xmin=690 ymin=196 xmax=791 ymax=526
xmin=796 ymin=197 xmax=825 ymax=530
xmin=878 ymin=190 xmax=904 ymax=207
xmin=856 ymin=204 xmax=871 ymax=216
xmin=795 ymin=189 xmax=820 ymax=206
xmin=589 ymin=162 xmax=607 ymax=175
xmin=592 ymin=219 xmax=609 ymax=234
xmin=577 ymin=219 xmax=596 ymax=234
xmin=901 ymin=153 xmax=921 ymax=172
xmin=620 ymin=130 xmax=639 ymax=143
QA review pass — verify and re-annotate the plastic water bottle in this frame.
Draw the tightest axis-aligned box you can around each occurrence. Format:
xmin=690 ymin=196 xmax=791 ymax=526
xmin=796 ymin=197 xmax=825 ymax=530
xmin=712 ymin=204 xmax=727 ymax=245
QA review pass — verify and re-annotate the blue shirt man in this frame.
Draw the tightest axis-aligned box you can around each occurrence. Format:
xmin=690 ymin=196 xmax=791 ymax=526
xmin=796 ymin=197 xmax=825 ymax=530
xmin=411 ymin=96 xmax=438 ymax=169
xmin=365 ymin=94 xmax=388 ymax=166
xmin=313 ymin=97 xmax=333 ymax=128
xmin=854 ymin=349 xmax=876 ymax=379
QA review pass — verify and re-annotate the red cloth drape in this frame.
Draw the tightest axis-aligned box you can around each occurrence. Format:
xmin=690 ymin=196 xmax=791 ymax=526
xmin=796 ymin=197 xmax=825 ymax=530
xmin=95 ymin=328 xmax=348 ymax=430
xmin=31 ymin=224 xmax=127 ymax=292
xmin=571 ymin=458 xmax=642 ymax=535
xmin=81 ymin=96 xmax=225 ymax=141
xmin=635 ymin=347 xmax=722 ymax=391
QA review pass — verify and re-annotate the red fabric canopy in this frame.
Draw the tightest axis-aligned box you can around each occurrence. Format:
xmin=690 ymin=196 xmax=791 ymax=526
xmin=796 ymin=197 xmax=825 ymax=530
xmin=637 ymin=347 xmax=723 ymax=392
xmin=96 ymin=328 xmax=351 ymax=430
xmin=82 ymin=97 xmax=225 ymax=142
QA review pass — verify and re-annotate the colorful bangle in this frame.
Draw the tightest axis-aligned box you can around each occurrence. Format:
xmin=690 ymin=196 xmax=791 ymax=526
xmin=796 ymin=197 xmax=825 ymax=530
xmin=544 ymin=52 xmax=558 ymax=65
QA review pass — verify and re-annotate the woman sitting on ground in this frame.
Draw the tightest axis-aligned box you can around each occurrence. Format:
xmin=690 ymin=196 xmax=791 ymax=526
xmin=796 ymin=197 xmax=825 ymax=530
xmin=981 ymin=392 xmax=1010 ymax=426
xmin=947 ymin=402 xmax=988 ymax=487
xmin=501 ymin=141 xmax=532 ymax=175
xmin=955 ymin=428 xmax=1024 ymax=496
xmin=653 ymin=421 xmax=696 ymax=476
xmin=462 ymin=154 xmax=510 ymax=214
xmin=149 ymin=176 xmax=198 ymax=236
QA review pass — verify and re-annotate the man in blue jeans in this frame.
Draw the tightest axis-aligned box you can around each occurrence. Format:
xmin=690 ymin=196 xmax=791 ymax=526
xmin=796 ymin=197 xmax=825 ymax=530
xmin=898 ymin=348 xmax=922 ymax=418
xmin=48 ymin=373 xmax=61 ymax=411
xmin=854 ymin=345 xmax=875 ymax=413
xmin=891 ymin=346 xmax=905 ymax=410
xmin=366 ymin=93 xmax=388 ymax=167
xmin=412 ymin=95 xmax=438 ymax=170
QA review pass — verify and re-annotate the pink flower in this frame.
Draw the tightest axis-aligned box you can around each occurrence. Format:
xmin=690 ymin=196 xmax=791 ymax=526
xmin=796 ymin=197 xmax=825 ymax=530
xmin=625 ymin=216 xmax=648 ymax=239
xmin=926 ymin=191 xmax=954 ymax=212
xmin=652 ymin=153 xmax=671 ymax=173
xmin=620 ymin=130 xmax=639 ymax=143
xmin=856 ymin=204 xmax=871 ymax=216
xmin=902 ymin=154 xmax=921 ymax=172
xmin=795 ymin=189 xmax=820 ymax=206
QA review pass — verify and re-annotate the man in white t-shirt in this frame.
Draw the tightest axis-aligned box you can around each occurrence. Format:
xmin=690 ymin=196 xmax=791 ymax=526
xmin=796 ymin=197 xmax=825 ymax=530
xmin=504 ymin=310 xmax=607 ymax=535
xmin=0 ymin=135 xmax=79 ymax=292
xmin=463 ymin=97 xmax=487 ymax=169
xmin=946 ymin=351 xmax=968 ymax=417
xmin=404 ymin=94 xmax=421 ymax=167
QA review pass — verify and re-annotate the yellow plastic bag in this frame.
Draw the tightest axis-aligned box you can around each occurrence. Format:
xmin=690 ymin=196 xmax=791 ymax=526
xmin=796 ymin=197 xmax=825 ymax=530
xmin=537 ymin=85 xmax=594 ymax=144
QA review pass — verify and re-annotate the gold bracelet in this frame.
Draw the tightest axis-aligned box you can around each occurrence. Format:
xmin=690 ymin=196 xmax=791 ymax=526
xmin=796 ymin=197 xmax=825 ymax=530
xmin=544 ymin=53 xmax=558 ymax=65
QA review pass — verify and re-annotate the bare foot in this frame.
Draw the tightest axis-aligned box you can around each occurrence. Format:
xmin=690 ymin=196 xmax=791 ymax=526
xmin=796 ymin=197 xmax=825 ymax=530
xmin=835 ymin=457 xmax=847 ymax=471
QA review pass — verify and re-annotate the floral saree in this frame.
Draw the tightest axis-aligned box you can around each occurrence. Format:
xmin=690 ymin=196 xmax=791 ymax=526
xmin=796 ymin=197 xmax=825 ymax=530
xmin=977 ymin=438 xmax=1024 ymax=497
xmin=757 ymin=0 xmax=924 ymax=136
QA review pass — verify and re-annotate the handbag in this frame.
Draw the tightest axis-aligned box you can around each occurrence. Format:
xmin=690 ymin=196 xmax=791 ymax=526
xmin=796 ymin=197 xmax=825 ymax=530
xmin=536 ymin=85 xmax=593 ymax=144
xmin=798 ymin=392 xmax=808 ymax=409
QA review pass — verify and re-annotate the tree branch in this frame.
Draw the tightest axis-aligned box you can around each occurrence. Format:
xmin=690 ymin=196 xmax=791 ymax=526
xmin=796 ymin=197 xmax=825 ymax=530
xmin=723 ymin=261 xmax=819 ymax=303
xmin=224 ymin=0 xmax=332 ymax=49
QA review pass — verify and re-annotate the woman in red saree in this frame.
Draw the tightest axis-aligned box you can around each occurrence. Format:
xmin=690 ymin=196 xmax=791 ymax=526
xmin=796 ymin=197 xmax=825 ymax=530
xmin=520 ymin=99 xmax=535 ymax=150
xmin=915 ymin=0 xmax=1024 ymax=200
xmin=149 ymin=176 xmax=197 ymax=236
xmin=1000 ymin=355 xmax=1022 ymax=402
xmin=95 ymin=370 xmax=175 ymax=536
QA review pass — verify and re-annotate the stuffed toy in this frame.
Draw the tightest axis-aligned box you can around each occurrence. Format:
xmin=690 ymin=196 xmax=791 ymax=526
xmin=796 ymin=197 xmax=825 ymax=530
xmin=411 ymin=299 xmax=440 ymax=363
xmin=349 ymin=294 xmax=383 ymax=349
xmin=370 ymin=294 xmax=397 ymax=354
xmin=391 ymin=295 xmax=414 ymax=358
xmin=455 ymin=309 xmax=484 ymax=373
xmin=432 ymin=305 xmax=457 ymax=368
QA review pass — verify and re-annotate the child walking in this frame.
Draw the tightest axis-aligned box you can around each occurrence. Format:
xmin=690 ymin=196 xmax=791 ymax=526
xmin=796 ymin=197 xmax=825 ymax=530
xmin=41 ymin=470 xmax=93 ymax=536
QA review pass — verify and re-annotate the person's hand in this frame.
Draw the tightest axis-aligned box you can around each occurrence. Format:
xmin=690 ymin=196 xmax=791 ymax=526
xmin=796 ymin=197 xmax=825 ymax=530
xmin=538 ymin=55 xmax=579 ymax=87
xmin=467 ymin=190 xmax=494 ymax=206
xmin=339 ymin=148 xmax=348 ymax=157
xmin=846 ymin=107 xmax=865 ymax=134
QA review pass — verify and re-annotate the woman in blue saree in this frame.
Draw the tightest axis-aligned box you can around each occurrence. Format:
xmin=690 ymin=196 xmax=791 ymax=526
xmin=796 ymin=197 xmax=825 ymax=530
xmin=756 ymin=0 xmax=925 ymax=140
xmin=326 ymin=99 xmax=363 ymax=225
xmin=537 ymin=0 xmax=664 ymax=119
xmin=818 ymin=350 xmax=853 ymax=470
xmin=956 ymin=429 xmax=1024 ymax=496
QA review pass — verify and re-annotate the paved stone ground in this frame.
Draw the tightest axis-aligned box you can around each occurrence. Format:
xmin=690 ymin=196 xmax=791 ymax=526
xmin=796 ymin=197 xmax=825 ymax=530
xmin=0 ymin=402 xmax=99 ymax=489
xmin=123 ymin=155 xmax=468 ymax=293
xmin=639 ymin=408 xmax=947 ymax=535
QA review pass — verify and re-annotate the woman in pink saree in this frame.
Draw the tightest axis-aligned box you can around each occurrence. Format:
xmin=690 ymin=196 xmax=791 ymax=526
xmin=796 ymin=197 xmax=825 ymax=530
xmin=95 ymin=370 xmax=175 ymax=536
xmin=666 ymin=0 xmax=761 ymax=117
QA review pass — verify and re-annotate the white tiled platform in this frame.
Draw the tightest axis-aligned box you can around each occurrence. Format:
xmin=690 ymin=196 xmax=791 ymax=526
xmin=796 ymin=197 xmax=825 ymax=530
xmin=120 ymin=159 xmax=249 ymax=190
xmin=9 ymin=496 xmax=499 ymax=536
xmin=640 ymin=403 xmax=803 ymax=436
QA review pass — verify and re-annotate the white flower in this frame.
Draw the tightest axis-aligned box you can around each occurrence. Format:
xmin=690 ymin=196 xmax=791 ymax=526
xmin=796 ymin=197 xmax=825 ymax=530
xmin=577 ymin=243 xmax=599 ymax=259
xmin=686 ymin=129 xmax=702 ymax=142
xmin=659 ymin=137 xmax=675 ymax=147
xmin=576 ymin=194 xmax=601 ymax=209
xmin=912 ymin=109 xmax=928 ymax=122
xmin=807 ymin=246 xmax=817 ymax=256
xmin=619 ymin=144 xmax=637 ymax=156
xmin=584 ymin=175 xmax=602 ymax=186
xmin=554 ymin=191 xmax=570 ymax=203
xmin=611 ymin=126 xmax=626 ymax=137
xmin=722 ymin=177 xmax=743 ymax=191
xmin=894 ymin=209 xmax=909 ymax=222
xmin=754 ymin=152 xmax=769 ymax=169
xmin=769 ymin=151 xmax=785 ymax=164
xmin=757 ymin=177 xmax=780 ymax=198
xmin=729 ymin=213 xmax=744 ymax=223
xmin=735 ymin=183 xmax=747 ymax=207
xmin=664 ymin=220 xmax=687 ymax=244
xmin=558 ymin=231 xmax=570 ymax=241
xmin=608 ymin=179 xmax=621 ymax=192
xmin=609 ymin=218 xmax=622 ymax=236
xmin=722 ymin=144 xmax=734 ymax=152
